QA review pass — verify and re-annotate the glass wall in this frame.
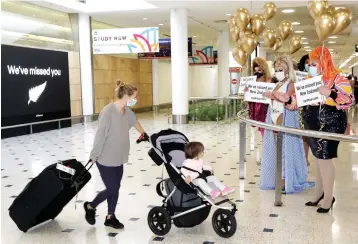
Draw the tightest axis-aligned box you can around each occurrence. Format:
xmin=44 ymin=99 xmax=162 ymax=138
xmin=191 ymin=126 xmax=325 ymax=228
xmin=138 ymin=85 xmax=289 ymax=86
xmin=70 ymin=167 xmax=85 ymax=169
xmin=1 ymin=1 xmax=119 ymax=51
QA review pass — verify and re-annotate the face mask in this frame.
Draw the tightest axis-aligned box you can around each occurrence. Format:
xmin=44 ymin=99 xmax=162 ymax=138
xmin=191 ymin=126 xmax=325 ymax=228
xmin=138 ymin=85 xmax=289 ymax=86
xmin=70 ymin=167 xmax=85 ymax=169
xmin=309 ymin=66 xmax=318 ymax=77
xmin=275 ymin=72 xmax=285 ymax=82
xmin=126 ymin=98 xmax=137 ymax=107
xmin=304 ymin=64 xmax=309 ymax=72
xmin=254 ymin=72 xmax=263 ymax=79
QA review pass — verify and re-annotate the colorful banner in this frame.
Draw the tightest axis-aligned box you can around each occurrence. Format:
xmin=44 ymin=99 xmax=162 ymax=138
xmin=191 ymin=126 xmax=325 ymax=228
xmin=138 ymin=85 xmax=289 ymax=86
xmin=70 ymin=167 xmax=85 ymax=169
xmin=189 ymin=46 xmax=218 ymax=65
xmin=137 ymin=38 xmax=192 ymax=59
xmin=92 ymin=27 xmax=159 ymax=54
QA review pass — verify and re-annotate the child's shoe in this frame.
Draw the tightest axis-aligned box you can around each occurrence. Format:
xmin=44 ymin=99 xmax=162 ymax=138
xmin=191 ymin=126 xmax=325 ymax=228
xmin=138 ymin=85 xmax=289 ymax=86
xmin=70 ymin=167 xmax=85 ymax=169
xmin=222 ymin=187 xmax=235 ymax=196
xmin=210 ymin=190 xmax=221 ymax=199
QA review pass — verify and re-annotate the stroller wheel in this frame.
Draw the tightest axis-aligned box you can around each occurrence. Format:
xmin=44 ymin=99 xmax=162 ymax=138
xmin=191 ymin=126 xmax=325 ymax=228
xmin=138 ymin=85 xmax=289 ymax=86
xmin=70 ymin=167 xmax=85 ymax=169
xmin=212 ymin=209 xmax=237 ymax=238
xmin=147 ymin=207 xmax=171 ymax=236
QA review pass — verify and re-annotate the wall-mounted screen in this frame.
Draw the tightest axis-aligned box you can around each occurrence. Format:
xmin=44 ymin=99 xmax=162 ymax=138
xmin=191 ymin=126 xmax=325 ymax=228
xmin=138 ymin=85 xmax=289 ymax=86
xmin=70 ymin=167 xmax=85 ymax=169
xmin=1 ymin=45 xmax=70 ymax=118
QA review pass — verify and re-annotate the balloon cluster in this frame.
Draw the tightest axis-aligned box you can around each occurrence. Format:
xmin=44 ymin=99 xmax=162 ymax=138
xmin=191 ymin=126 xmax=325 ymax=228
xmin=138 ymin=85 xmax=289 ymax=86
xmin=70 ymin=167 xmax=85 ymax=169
xmin=308 ymin=0 xmax=352 ymax=41
xmin=229 ymin=2 xmax=303 ymax=66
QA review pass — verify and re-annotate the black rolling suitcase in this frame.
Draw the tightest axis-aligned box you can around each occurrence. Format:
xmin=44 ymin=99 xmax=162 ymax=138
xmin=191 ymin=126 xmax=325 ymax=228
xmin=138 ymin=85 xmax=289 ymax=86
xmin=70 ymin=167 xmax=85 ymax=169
xmin=9 ymin=159 xmax=93 ymax=232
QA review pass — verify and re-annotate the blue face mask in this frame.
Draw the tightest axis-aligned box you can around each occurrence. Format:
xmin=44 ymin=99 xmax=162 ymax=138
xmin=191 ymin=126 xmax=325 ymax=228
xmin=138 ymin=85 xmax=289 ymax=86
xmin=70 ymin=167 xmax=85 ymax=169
xmin=309 ymin=66 xmax=318 ymax=77
xmin=127 ymin=99 xmax=137 ymax=107
xmin=304 ymin=64 xmax=309 ymax=72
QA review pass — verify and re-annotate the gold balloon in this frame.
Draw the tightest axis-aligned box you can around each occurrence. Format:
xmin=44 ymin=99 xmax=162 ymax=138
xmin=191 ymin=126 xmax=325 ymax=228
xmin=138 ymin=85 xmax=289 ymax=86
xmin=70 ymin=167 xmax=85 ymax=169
xmin=325 ymin=4 xmax=335 ymax=14
xmin=228 ymin=16 xmax=236 ymax=28
xmin=272 ymin=37 xmax=282 ymax=51
xmin=263 ymin=28 xmax=277 ymax=48
xmin=233 ymin=46 xmax=248 ymax=66
xmin=235 ymin=8 xmax=250 ymax=30
xmin=289 ymin=35 xmax=303 ymax=54
xmin=230 ymin=26 xmax=240 ymax=42
xmin=263 ymin=2 xmax=277 ymax=21
xmin=241 ymin=33 xmax=257 ymax=54
xmin=315 ymin=11 xmax=335 ymax=41
xmin=278 ymin=20 xmax=293 ymax=41
xmin=308 ymin=0 xmax=329 ymax=19
xmin=250 ymin=14 xmax=266 ymax=36
xmin=332 ymin=7 xmax=352 ymax=35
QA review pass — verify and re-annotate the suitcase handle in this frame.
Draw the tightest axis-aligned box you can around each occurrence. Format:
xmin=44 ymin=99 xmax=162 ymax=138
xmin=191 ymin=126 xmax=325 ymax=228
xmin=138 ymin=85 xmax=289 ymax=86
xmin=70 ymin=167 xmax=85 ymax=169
xmin=73 ymin=160 xmax=93 ymax=185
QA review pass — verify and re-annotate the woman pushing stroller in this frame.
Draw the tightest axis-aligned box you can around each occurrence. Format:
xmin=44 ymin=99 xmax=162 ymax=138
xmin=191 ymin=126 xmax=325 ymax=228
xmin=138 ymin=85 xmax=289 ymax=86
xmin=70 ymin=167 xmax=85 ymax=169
xmin=181 ymin=142 xmax=235 ymax=199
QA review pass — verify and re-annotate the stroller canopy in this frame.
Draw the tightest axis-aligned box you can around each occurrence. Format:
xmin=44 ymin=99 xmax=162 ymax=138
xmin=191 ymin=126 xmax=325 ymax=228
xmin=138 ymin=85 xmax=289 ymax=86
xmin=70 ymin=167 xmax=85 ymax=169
xmin=149 ymin=129 xmax=189 ymax=168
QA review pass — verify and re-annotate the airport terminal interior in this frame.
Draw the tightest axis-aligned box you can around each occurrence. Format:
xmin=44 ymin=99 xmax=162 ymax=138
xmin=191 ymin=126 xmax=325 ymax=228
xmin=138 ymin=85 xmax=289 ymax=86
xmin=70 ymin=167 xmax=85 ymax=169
xmin=1 ymin=1 xmax=358 ymax=244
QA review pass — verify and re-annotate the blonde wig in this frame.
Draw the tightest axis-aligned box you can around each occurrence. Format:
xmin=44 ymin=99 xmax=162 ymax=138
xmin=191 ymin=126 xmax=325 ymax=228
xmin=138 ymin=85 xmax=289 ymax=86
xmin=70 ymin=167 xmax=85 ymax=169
xmin=273 ymin=55 xmax=296 ymax=82
xmin=252 ymin=57 xmax=272 ymax=81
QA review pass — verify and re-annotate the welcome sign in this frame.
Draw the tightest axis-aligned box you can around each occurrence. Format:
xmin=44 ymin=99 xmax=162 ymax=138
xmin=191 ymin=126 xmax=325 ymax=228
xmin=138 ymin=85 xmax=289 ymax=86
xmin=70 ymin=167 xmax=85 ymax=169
xmin=294 ymin=75 xmax=325 ymax=107
xmin=92 ymin=27 xmax=159 ymax=54
xmin=244 ymin=81 xmax=276 ymax=104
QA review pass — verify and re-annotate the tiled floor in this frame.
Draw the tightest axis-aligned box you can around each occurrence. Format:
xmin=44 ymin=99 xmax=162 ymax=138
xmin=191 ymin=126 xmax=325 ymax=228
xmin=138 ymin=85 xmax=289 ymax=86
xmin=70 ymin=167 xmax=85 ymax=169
xmin=1 ymin=110 xmax=358 ymax=244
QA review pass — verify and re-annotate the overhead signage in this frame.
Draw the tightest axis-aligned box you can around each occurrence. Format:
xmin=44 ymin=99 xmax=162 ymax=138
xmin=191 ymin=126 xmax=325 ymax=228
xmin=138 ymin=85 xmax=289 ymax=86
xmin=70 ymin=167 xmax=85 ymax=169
xmin=92 ymin=27 xmax=159 ymax=54
xmin=137 ymin=37 xmax=192 ymax=59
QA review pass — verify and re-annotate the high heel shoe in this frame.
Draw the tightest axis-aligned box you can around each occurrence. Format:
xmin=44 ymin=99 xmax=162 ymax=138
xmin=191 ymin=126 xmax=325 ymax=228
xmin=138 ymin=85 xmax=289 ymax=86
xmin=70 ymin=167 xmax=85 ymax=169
xmin=305 ymin=193 xmax=324 ymax=206
xmin=317 ymin=197 xmax=335 ymax=213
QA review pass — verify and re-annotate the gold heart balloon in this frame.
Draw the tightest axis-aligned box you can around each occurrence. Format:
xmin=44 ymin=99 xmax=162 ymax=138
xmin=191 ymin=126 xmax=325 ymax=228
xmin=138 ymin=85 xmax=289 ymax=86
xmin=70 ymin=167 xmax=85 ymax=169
xmin=278 ymin=20 xmax=293 ymax=41
xmin=230 ymin=26 xmax=240 ymax=42
xmin=233 ymin=46 xmax=248 ymax=66
xmin=228 ymin=16 xmax=237 ymax=28
xmin=272 ymin=37 xmax=283 ymax=51
xmin=332 ymin=7 xmax=352 ymax=35
xmin=325 ymin=4 xmax=335 ymax=14
xmin=250 ymin=14 xmax=266 ymax=36
xmin=315 ymin=11 xmax=335 ymax=41
xmin=235 ymin=8 xmax=250 ymax=30
xmin=263 ymin=2 xmax=277 ymax=21
xmin=263 ymin=28 xmax=277 ymax=48
xmin=289 ymin=35 xmax=303 ymax=54
xmin=308 ymin=0 xmax=329 ymax=19
xmin=241 ymin=33 xmax=257 ymax=54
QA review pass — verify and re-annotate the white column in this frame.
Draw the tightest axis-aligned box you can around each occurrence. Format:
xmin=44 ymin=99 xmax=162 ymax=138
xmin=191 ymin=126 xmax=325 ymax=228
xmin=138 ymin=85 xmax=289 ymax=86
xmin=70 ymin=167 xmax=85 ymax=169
xmin=218 ymin=31 xmax=230 ymax=97
xmin=170 ymin=8 xmax=189 ymax=124
xmin=152 ymin=59 xmax=159 ymax=111
xmin=78 ymin=13 xmax=94 ymax=119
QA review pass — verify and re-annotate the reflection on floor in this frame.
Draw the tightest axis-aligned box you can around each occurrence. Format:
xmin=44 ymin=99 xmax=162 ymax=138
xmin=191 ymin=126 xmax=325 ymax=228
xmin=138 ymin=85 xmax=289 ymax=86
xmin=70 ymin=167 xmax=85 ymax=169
xmin=1 ymin=111 xmax=358 ymax=244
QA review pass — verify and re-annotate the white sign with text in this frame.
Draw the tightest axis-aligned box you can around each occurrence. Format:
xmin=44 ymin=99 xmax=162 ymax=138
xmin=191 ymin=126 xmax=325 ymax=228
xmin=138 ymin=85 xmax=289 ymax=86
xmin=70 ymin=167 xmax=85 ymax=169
xmin=294 ymin=75 xmax=325 ymax=107
xmin=244 ymin=81 xmax=276 ymax=104
xmin=295 ymin=71 xmax=308 ymax=83
xmin=238 ymin=76 xmax=257 ymax=95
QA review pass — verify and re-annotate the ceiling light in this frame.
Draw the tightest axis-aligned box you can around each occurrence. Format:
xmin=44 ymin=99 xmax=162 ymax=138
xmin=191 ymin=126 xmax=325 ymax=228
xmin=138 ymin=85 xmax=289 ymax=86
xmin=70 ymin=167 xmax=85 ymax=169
xmin=304 ymin=46 xmax=310 ymax=49
xmin=158 ymin=23 xmax=163 ymax=26
xmin=329 ymin=48 xmax=334 ymax=51
xmin=303 ymin=42 xmax=309 ymax=45
xmin=192 ymin=35 xmax=197 ymax=38
xmin=143 ymin=17 xmax=148 ymax=20
xmin=339 ymin=54 xmax=355 ymax=69
xmin=282 ymin=9 xmax=295 ymax=13
xmin=302 ymin=37 xmax=307 ymax=40
xmin=329 ymin=36 xmax=338 ymax=39
xmin=306 ymin=49 xmax=312 ymax=52
xmin=328 ymin=41 xmax=336 ymax=44
xmin=226 ymin=13 xmax=231 ymax=16
xmin=294 ymin=30 xmax=304 ymax=33
xmin=292 ymin=22 xmax=300 ymax=25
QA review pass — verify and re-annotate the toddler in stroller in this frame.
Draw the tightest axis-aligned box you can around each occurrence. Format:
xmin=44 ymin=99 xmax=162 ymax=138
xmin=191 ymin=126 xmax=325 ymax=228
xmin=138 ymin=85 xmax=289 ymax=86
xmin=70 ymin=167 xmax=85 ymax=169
xmin=147 ymin=129 xmax=237 ymax=238
xmin=181 ymin=142 xmax=235 ymax=199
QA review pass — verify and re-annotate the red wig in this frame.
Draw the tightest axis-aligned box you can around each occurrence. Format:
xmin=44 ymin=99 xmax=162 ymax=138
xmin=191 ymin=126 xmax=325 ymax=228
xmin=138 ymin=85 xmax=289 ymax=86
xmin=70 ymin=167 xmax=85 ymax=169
xmin=309 ymin=46 xmax=340 ymax=86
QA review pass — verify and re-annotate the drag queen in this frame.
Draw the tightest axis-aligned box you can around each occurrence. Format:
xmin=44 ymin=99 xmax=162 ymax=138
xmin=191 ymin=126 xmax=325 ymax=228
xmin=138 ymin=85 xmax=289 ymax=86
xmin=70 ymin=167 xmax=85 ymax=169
xmin=303 ymin=47 xmax=354 ymax=213
xmin=260 ymin=55 xmax=313 ymax=194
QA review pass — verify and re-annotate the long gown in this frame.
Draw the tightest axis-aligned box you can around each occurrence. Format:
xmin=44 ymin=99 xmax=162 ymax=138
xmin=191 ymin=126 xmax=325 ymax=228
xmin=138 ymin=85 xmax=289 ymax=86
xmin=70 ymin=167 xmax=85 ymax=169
xmin=259 ymin=99 xmax=314 ymax=194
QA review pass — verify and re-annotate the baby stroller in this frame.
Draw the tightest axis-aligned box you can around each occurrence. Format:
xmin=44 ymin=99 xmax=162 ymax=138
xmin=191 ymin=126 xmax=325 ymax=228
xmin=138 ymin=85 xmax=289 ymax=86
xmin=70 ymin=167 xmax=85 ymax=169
xmin=147 ymin=129 xmax=237 ymax=238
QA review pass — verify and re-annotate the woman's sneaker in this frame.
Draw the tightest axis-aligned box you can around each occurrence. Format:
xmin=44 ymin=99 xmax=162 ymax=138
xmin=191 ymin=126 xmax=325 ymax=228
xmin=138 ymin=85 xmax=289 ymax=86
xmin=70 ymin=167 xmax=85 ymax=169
xmin=222 ymin=187 xmax=235 ymax=196
xmin=210 ymin=190 xmax=221 ymax=199
xmin=84 ymin=202 xmax=96 ymax=225
xmin=104 ymin=215 xmax=124 ymax=229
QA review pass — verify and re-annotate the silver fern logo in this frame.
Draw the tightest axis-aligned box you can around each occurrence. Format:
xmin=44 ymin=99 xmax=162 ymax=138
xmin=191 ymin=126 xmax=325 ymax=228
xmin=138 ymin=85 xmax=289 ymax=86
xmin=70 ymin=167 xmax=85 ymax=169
xmin=28 ymin=81 xmax=47 ymax=105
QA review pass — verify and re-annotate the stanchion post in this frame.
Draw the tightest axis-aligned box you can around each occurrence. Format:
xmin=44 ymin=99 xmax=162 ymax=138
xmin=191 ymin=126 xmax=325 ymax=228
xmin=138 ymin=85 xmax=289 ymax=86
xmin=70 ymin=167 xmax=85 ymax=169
xmin=274 ymin=132 xmax=283 ymax=206
xmin=225 ymin=99 xmax=228 ymax=120
xmin=192 ymin=100 xmax=196 ymax=123
xmin=216 ymin=99 xmax=219 ymax=124
xmin=239 ymin=121 xmax=246 ymax=179
xmin=29 ymin=125 xmax=33 ymax=134
xmin=58 ymin=121 xmax=61 ymax=129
